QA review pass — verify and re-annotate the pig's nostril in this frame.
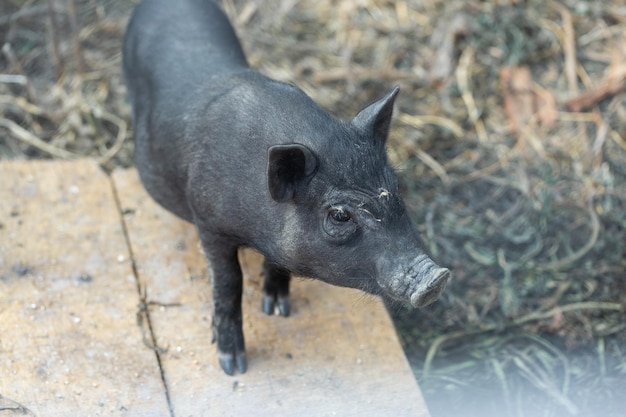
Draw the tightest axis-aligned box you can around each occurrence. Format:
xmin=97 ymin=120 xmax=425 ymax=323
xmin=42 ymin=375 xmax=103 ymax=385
xmin=409 ymin=267 xmax=450 ymax=308
xmin=429 ymin=267 xmax=450 ymax=287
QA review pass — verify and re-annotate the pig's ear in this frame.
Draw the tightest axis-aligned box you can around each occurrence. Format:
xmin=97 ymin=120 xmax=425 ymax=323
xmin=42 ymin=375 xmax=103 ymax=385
xmin=268 ymin=144 xmax=319 ymax=202
xmin=351 ymin=86 xmax=400 ymax=142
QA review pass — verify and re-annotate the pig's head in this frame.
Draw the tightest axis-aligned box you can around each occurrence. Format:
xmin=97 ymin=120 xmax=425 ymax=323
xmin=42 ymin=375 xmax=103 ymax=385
xmin=266 ymin=86 xmax=450 ymax=308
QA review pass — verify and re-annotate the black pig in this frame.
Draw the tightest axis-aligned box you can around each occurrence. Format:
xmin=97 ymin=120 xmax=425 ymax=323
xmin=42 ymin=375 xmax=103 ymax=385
xmin=123 ymin=0 xmax=450 ymax=375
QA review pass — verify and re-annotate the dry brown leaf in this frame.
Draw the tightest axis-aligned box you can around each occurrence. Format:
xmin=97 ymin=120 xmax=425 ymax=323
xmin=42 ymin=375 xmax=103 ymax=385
xmin=534 ymin=84 xmax=558 ymax=128
xmin=500 ymin=65 xmax=558 ymax=135
xmin=500 ymin=66 xmax=534 ymax=135
xmin=565 ymin=52 xmax=626 ymax=112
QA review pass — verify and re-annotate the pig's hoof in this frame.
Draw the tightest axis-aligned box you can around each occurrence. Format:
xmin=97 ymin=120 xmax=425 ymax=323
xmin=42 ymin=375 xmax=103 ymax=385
xmin=218 ymin=350 xmax=247 ymax=375
xmin=262 ymin=293 xmax=290 ymax=317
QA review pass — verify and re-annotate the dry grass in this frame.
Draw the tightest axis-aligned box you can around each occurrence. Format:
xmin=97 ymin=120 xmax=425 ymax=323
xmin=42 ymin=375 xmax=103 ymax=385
xmin=1 ymin=0 xmax=625 ymax=416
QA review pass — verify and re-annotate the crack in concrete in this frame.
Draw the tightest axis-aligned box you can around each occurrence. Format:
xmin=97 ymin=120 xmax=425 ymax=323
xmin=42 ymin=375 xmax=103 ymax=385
xmin=108 ymin=173 xmax=175 ymax=417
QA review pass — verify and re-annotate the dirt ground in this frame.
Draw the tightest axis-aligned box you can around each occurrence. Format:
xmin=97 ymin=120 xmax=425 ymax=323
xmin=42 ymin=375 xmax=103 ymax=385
xmin=1 ymin=0 xmax=625 ymax=416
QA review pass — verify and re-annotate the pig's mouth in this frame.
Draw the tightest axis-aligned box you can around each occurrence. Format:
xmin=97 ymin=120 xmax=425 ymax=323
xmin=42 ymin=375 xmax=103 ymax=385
xmin=382 ymin=255 xmax=450 ymax=308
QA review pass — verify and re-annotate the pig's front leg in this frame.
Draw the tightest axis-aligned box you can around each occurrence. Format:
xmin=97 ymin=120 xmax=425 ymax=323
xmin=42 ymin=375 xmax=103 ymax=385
xmin=199 ymin=234 xmax=247 ymax=375
xmin=262 ymin=259 xmax=291 ymax=316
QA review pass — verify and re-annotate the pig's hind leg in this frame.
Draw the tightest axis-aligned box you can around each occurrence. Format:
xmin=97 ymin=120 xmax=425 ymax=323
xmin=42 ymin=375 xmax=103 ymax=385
xmin=262 ymin=259 xmax=291 ymax=317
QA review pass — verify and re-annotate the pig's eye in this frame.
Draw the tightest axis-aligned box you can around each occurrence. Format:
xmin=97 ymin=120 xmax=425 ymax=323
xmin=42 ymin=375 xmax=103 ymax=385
xmin=330 ymin=208 xmax=351 ymax=223
xmin=324 ymin=206 xmax=358 ymax=240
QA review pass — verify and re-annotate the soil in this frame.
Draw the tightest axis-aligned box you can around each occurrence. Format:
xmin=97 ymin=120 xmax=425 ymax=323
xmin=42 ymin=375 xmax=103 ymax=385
xmin=1 ymin=1 xmax=625 ymax=416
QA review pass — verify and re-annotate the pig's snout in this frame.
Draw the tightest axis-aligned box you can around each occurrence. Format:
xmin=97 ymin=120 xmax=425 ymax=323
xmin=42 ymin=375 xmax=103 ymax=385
xmin=384 ymin=255 xmax=450 ymax=308
xmin=409 ymin=266 xmax=450 ymax=308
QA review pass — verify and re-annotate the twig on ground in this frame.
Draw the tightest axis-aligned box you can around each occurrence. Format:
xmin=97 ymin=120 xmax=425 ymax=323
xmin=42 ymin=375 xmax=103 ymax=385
xmin=68 ymin=0 xmax=85 ymax=75
xmin=0 ymin=117 xmax=78 ymax=159
xmin=512 ymin=347 xmax=580 ymax=415
xmin=1 ymin=43 xmax=38 ymax=103
xmin=0 ymin=74 xmax=27 ymax=84
xmin=136 ymin=295 xmax=182 ymax=354
xmin=415 ymin=149 xmax=450 ymax=185
xmin=397 ymin=112 xmax=463 ymax=138
xmin=46 ymin=0 xmax=63 ymax=80
xmin=539 ymin=198 xmax=600 ymax=271
xmin=97 ymin=110 xmax=128 ymax=165
xmin=565 ymin=60 xmax=626 ymax=112
xmin=551 ymin=1 xmax=578 ymax=95
xmin=423 ymin=301 xmax=623 ymax=377
xmin=0 ymin=95 xmax=44 ymax=116
xmin=456 ymin=46 xmax=488 ymax=142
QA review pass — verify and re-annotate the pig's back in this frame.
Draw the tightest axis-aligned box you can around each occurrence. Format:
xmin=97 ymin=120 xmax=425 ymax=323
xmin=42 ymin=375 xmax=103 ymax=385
xmin=123 ymin=0 xmax=250 ymax=223
xmin=123 ymin=0 xmax=248 ymax=105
